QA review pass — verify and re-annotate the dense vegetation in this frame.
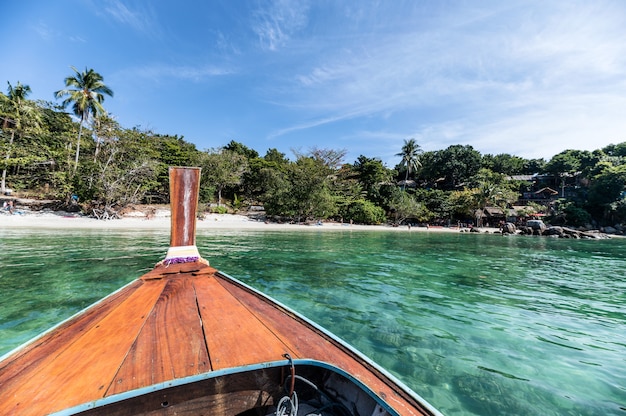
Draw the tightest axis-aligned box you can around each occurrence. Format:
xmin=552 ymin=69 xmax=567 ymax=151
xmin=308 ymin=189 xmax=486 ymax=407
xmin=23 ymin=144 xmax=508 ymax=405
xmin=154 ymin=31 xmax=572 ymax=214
xmin=1 ymin=71 xmax=625 ymax=227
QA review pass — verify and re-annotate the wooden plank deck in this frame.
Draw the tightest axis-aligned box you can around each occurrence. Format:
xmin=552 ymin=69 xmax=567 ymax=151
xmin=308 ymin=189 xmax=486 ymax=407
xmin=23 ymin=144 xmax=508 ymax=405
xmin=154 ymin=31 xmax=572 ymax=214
xmin=0 ymin=262 xmax=430 ymax=416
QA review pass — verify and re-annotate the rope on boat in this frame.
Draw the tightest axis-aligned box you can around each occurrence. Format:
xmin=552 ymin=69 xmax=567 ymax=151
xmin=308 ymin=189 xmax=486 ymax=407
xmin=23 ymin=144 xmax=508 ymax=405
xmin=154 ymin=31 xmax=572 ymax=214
xmin=285 ymin=354 xmax=296 ymax=397
xmin=275 ymin=391 xmax=300 ymax=416
xmin=276 ymin=354 xmax=299 ymax=416
xmin=157 ymin=244 xmax=210 ymax=267
xmin=274 ymin=354 xmax=354 ymax=416
xmin=164 ymin=245 xmax=201 ymax=265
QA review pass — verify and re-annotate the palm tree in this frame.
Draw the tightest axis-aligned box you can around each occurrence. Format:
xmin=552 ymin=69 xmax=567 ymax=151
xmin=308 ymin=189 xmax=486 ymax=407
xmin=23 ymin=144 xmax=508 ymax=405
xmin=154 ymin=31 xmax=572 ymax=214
xmin=0 ymin=81 xmax=40 ymax=193
xmin=55 ymin=66 xmax=113 ymax=173
xmin=395 ymin=138 xmax=422 ymax=190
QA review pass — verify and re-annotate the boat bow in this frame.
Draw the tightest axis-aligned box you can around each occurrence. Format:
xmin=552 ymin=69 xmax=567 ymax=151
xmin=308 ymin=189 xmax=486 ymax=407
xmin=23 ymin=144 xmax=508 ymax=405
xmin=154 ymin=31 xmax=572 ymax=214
xmin=0 ymin=167 xmax=440 ymax=416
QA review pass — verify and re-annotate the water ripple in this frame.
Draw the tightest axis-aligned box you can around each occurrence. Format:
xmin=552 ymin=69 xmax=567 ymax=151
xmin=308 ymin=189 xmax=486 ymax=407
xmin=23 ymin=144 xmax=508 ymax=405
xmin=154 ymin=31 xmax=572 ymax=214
xmin=1 ymin=230 xmax=624 ymax=416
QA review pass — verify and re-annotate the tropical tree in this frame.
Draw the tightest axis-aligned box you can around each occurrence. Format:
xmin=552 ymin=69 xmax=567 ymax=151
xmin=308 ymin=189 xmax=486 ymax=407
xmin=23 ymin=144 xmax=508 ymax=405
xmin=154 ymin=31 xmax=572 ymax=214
xmin=224 ymin=140 xmax=259 ymax=160
xmin=287 ymin=155 xmax=337 ymax=221
xmin=55 ymin=66 xmax=113 ymax=173
xmin=481 ymin=153 xmax=527 ymax=175
xmin=353 ymin=155 xmax=392 ymax=200
xmin=0 ymin=81 xmax=41 ymax=193
xmin=448 ymin=188 xmax=478 ymax=222
xmin=264 ymin=148 xmax=289 ymax=165
xmin=94 ymin=125 xmax=159 ymax=212
xmin=342 ymin=199 xmax=386 ymax=224
xmin=586 ymin=163 xmax=626 ymax=221
xmin=389 ymin=192 xmax=430 ymax=224
xmin=200 ymin=149 xmax=249 ymax=206
xmin=544 ymin=149 xmax=597 ymax=196
xmin=31 ymin=101 xmax=75 ymax=197
xmin=395 ymin=138 xmax=422 ymax=189
xmin=469 ymin=168 xmax=519 ymax=223
xmin=414 ymin=188 xmax=454 ymax=221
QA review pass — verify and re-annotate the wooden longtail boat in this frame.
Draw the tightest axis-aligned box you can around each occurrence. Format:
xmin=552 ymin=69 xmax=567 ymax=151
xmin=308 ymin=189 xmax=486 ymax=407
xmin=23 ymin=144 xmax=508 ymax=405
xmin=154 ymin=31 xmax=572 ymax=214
xmin=0 ymin=167 xmax=442 ymax=416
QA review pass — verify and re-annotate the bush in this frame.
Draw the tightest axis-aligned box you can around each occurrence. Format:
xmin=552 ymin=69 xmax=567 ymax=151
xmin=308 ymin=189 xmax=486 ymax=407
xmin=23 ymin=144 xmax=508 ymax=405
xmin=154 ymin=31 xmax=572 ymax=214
xmin=343 ymin=200 xmax=386 ymax=224
xmin=211 ymin=205 xmax=228 ymax=214
xmin=563 ymin=204 xmax=592 ymax=226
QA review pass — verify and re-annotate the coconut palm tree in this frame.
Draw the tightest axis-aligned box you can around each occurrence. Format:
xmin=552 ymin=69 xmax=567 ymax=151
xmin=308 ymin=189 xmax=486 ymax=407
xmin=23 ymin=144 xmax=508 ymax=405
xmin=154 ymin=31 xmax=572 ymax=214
xmin=395 ymin=138 xmax=422 ymax=190
xmin=0 ymin=81 xmax=40 ymax=193
xmin=55 ymin=66 xmax=113 ymax=173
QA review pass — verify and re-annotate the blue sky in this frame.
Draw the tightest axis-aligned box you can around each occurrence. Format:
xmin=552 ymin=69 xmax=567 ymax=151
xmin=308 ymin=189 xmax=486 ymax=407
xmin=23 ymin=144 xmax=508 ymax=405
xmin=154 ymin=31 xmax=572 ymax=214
xmin=2 ymin=1 xmax=626 ymax=166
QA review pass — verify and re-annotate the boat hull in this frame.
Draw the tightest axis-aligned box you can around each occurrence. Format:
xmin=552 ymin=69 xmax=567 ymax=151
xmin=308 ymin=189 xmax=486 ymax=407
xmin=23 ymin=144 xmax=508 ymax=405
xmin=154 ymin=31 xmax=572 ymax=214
xmin=0 ymin=264 xmax=439 ymax=416
xmin=54 ymin=360 xmax=398 ymax=416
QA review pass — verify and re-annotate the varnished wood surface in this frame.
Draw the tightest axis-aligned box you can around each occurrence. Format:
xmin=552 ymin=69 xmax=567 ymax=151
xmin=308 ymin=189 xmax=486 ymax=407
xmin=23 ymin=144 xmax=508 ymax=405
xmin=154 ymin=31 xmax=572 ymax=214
xmin=0 ymin=262 xmax=430 ymax=416
xmin=168 ymin=167 xmax=200 ymax=248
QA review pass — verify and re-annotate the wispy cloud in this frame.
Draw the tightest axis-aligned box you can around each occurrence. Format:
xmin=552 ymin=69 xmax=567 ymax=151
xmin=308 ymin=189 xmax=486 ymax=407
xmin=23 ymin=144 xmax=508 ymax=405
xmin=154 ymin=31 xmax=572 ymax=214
xmin=33 ymin=21 xmax=87 ymax=44
xmin=215 ymin=31 xmax=241 ymax=55
xmin=33 ymin=22 xmax=56 ymax=41
xmin=261 ymin=1 xmax=626 ymax=159
xmin=127 ymin=63 xmax=235 ymax=83
xmin=102 ymin=0 xmax=159 ymax=36
xmin=251 ymin=0 xmax=310 ymax=51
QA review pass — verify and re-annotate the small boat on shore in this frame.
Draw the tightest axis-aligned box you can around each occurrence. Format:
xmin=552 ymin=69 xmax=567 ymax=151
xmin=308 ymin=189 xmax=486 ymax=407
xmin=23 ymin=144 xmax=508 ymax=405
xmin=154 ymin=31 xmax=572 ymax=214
xmin=0 ymin=167 xmax=441 ymax=416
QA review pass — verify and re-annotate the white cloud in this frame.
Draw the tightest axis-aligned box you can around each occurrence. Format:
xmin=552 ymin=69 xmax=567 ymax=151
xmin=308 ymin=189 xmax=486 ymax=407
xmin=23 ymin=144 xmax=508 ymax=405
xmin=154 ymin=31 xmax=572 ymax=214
xmin=258 ymin=1 xmax=626 ymax=160
xmin=33 ymin=22 xmax=56 ymax=41
xmin=102 ymin=0 xmax=159 ymax=36
xmin=251 ymin=0 xmax=310 ymax=51
xmin=128 ymin=63 xmax=234 ymax=83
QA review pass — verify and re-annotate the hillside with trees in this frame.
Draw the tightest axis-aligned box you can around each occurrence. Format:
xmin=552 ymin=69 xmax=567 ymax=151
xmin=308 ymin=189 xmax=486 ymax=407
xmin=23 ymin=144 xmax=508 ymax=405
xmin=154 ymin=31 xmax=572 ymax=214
xmin=1 ymin=72 xmax=625 ymax=230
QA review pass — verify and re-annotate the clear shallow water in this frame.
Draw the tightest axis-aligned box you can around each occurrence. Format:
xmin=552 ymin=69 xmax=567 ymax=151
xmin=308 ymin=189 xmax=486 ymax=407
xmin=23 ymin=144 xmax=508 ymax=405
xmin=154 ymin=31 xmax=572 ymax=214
xmin=1 ymin=228 xmax=625 ymax=415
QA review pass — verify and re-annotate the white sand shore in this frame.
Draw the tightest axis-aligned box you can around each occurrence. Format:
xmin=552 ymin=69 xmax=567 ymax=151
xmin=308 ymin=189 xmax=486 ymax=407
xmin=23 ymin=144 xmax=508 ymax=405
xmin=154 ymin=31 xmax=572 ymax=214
xmin=0 ymin=209 xmax=488 ymax=233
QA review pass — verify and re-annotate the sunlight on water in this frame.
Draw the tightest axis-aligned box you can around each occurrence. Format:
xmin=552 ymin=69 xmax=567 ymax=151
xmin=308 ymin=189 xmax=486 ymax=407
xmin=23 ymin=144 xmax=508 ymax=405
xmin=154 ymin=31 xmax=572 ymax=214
xmin=1 ymin=228 xmax=625 ymax=416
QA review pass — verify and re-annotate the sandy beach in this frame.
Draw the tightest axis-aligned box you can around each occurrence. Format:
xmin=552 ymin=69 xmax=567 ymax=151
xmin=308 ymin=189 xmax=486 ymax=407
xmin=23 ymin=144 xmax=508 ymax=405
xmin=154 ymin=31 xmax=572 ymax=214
xmin=0 ymin=208 xmax=483 ymax=233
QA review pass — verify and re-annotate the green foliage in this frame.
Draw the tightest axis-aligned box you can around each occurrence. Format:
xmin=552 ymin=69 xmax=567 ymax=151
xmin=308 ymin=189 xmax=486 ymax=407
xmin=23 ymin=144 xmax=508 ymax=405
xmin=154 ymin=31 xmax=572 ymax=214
xmin=563 ymin=204 xmax=592 ymax=226
xmin=608 ymin=199 xmax=626 ymax=224
xmin=469 ymin=168 xmax=519 ymax=212
xmin=389 ymin=192 xmax=432 ymax=224
xmin=211 ymin=205 xmax=228 ymax=214
xmin=146 ymin=134 xmax=200 ymax=201
xmin=242 ymin=157 xmax=283 ymax=201
xmin=224 ymin=140 xmax=259 ymax=160
xmin=295 ymin=147 xmax=347 ymax=170
xmin=54 ymin=67 xmax=113 ymax=172
xmin=82 ymin=123 xmax=159 ymax=209
xmin=200 ymin=149 xmax=248 ymax=205
xmin=420 ymin=145 xmax=481 ymax=190
xmin=448 ymin=189 xmax=478 ymax=219
xmin=1 ymin=81 xmax=44 ymax=193
xmin=602 ymin=142 xmax=626 ymax=157
xmin=549 ymin=200 xmax=592 ymax=227
xmin=288 ymin=156 xmax=335 ymax=220
xmin=544 ymin=149 xmax=598 ymax=178
xmin=585 ymin=164 xmax=626 ymax=221
xmin=353 ymin=155 xmax=392 ymax=200
xmin=342 ymin=199 xmax=386 ymax=224
xmin=414 ymin=189 xmax=454 ymax=219
xmin=481 ymin=153 xmax=527 ymax=175
xmin=395 ymin=138 xmax=422 ymax=186
xmin=232 ymin=194 xmax=243 ymax=211
xmin=262 ymin=153 xmax=341 ymax=221
xmin=264 ymin=148 xmax=289 ymax=165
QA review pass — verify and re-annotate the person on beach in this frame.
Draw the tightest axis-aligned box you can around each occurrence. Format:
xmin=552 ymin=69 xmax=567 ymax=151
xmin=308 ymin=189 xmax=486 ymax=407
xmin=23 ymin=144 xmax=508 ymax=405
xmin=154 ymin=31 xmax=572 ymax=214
xmin=3 ymin=200 xmax=14 ymax=214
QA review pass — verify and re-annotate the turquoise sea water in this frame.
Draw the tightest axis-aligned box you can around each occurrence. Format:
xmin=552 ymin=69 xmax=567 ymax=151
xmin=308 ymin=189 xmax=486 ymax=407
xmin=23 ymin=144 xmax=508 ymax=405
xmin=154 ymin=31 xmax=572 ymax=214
xmin=0 ymin=228 xmax=625 ymax=415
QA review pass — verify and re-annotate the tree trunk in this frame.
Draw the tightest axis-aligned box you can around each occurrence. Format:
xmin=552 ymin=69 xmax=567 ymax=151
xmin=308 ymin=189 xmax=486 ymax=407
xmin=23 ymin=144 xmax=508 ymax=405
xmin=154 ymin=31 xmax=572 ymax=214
xmin=74 ymin=120 xmax=84 ymax=173
xmin=1 ymin=130 xmax=15 ymax=193
xmin=402 ymin=168 xmax=409 ymax=191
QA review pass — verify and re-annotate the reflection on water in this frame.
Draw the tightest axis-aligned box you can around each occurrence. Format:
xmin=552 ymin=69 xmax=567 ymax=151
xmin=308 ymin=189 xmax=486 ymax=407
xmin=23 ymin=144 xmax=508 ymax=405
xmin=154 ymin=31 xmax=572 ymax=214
xmin=1 ymin=229 xmax=625 ymax=416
